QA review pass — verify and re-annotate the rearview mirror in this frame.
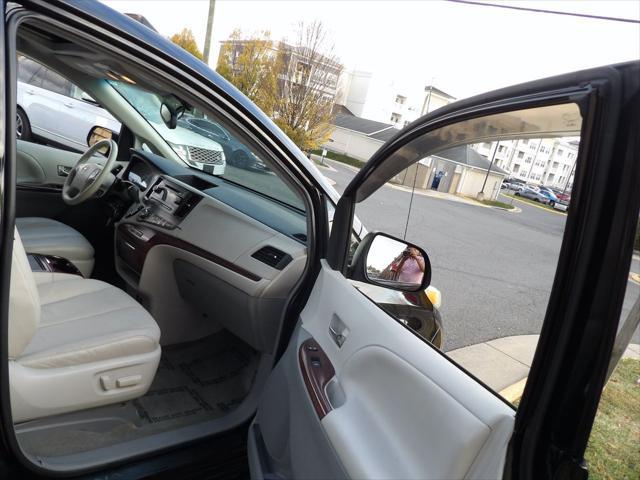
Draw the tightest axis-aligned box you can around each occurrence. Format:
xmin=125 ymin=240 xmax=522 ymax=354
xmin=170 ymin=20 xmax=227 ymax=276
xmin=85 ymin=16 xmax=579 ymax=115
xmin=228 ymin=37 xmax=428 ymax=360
xmin=348 ymin=232 xmax=431 ymax=292
xmin=160 ymin=102 xmax=185 ymax=129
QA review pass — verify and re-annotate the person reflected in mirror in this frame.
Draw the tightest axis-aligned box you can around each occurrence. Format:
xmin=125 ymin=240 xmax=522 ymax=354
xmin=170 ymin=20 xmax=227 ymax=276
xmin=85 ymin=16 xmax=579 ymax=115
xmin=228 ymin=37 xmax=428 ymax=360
xmin=380 ymin=247 xmax=425 ymax=283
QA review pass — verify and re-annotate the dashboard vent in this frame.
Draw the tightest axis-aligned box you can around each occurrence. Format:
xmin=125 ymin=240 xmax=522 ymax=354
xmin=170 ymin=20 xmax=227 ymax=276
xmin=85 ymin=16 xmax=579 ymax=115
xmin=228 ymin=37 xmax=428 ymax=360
xmin=293 ymin=233 xmax=307 ymax=243
xmin=252 ymin=246 xmax=292 ymax=270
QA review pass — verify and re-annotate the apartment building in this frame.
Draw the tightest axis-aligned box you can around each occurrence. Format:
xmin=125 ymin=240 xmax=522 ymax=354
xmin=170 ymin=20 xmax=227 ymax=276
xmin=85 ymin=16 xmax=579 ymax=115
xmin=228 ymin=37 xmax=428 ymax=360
xmin=474 ymin=138 xmax=579 ymax=191
xmin=218 ymin=39 xmax=343 ymax=104
xmin=336 ymin=71 xmax=455 ymax=128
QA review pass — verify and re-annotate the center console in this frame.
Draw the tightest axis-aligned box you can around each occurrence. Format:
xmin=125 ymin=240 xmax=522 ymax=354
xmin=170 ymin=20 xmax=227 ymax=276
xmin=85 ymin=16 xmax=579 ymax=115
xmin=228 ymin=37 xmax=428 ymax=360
xmin=116 ymin=176 xmax=202 ymax=282
xmin=28 ymin=253 xmax=83 ymax=276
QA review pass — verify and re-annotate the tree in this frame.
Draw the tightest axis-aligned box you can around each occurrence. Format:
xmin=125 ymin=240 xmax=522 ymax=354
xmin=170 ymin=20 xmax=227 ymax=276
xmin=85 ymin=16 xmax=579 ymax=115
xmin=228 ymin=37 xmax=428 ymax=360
xmin=216 ymin=29 xmax=278 ymax=116
xmin=272 ymin=21 xmax=342 ymax=151
xmin=217 ymin=21 xmax=342 ymax=152
xmin=170 ymin=28 xmax=203 ymax=60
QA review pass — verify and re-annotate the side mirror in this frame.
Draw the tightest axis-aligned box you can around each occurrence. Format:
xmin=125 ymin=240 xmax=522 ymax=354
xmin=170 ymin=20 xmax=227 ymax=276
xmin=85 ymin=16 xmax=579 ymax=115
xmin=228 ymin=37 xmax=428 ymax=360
xmin=348 ymin=232 xmax=431 ymax=292
xmin=87 ymin=126 xmax=118 ymax=153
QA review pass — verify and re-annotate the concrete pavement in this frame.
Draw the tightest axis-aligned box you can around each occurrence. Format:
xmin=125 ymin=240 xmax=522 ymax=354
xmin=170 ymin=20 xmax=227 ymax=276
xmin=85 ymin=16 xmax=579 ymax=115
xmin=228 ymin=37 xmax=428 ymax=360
xmin=449 ymin=335 xmax=640 ymax=402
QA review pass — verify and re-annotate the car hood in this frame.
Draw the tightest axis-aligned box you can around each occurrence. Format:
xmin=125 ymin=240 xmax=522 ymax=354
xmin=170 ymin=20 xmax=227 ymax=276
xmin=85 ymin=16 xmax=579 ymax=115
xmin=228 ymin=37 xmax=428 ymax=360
xmin=151 ymin=122 xmax=224 ymax=151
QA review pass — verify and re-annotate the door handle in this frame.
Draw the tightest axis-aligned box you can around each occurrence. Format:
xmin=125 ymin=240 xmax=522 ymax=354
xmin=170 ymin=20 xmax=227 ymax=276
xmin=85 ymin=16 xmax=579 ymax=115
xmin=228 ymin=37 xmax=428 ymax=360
xmin=329 ymin=315 xmax=349 ymax=348
xmin=25 ymin=89 xmax=35 ymax=95
xmin=64 ymin=102 xmax=74 ymax=108
xmin=57 ymin=165 xmax=72 ymax=177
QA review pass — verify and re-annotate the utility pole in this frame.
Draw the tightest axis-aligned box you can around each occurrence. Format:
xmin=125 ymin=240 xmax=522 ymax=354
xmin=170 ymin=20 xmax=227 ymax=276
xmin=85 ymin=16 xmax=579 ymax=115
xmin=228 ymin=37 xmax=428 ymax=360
xmin=524 ymin=139 xmax=543 ymax=182
xmin=202 ymin=0 xmax=216 ymax=64
xmin=478 ymin=141 xmax=500 ymax=201
xmin=561 ymin=160 xmax=577 ymax=196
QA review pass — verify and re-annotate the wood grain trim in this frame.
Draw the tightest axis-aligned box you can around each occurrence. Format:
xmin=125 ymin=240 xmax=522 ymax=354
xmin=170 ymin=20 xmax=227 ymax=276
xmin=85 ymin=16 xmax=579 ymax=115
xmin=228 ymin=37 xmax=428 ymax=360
xmin=299 ymin=338 xmax=335 ymax=419
xmin=116 ymin=223 xmax=262 ymax=281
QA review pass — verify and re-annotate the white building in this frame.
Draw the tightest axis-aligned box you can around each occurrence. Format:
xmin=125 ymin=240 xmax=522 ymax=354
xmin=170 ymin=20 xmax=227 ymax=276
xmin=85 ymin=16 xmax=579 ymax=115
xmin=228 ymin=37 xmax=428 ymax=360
xmin=336 ymin=71 xmax=455 ymax=129
xmin=474 ymin=138 xmax=579 ymax=191
xmin=324 ymin=113 xmax=396 ymax=161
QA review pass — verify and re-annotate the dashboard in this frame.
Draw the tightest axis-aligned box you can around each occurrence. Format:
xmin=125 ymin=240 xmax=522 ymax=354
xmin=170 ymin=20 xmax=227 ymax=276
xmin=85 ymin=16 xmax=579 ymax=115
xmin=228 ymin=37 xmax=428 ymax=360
xmin=114 ymin=149 xmax=308 ymax=352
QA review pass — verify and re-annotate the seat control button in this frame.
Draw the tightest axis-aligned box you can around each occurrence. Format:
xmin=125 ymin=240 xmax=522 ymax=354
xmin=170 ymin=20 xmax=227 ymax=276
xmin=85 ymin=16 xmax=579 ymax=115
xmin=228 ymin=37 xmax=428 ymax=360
xmin=116 ymin=375 xmax=142 ymax=388
xmin=100 ymin=375 xmax=114 ymax=391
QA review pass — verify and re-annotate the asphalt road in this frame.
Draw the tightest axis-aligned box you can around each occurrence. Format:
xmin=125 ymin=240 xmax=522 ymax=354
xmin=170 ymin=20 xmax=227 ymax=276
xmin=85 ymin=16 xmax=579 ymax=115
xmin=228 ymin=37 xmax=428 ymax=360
xmin=322 ymin=159 xmax=640 ymax=352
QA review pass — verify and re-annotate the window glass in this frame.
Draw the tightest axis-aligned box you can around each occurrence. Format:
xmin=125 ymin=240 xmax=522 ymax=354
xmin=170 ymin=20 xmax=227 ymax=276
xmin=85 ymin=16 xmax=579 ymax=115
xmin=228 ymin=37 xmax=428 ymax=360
xmin=108 ymin=80 xmax=305 ymax=211
xmin=344 ymin=103 xmax=582 ymax=403
xmin=40 ymin=68 xmax=72 ymax=96
xmin=17 ymin=55 xmax=42 ymax=84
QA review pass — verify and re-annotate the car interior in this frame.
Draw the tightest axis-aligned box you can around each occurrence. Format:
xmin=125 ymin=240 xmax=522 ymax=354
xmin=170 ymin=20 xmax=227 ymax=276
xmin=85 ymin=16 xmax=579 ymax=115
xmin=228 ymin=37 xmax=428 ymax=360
xmin=9 ymin=17 xmax=313 ymax=468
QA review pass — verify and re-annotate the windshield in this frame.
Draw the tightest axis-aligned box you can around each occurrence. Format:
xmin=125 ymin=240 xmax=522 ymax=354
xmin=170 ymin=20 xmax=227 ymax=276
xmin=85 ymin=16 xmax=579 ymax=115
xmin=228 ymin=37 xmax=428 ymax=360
xmin=108 ymin=80 xmax=305 ymax=211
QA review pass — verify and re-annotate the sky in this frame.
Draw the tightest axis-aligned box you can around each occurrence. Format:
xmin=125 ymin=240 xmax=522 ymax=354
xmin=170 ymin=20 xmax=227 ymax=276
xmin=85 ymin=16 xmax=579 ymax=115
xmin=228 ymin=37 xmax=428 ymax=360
xmin=102 ymin=0 xmax=640 ymax=100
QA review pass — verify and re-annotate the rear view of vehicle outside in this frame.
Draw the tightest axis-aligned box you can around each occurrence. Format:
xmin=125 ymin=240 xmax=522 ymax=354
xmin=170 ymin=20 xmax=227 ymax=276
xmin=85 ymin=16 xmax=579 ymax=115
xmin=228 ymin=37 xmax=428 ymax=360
xmin=352 ymin=103 xmax=585 ymax=405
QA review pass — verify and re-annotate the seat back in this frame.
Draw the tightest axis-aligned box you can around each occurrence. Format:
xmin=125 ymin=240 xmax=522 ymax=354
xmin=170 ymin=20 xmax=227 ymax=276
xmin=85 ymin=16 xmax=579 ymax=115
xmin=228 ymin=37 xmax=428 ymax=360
xmin=9 ymin=228 xmax=40 ymax=359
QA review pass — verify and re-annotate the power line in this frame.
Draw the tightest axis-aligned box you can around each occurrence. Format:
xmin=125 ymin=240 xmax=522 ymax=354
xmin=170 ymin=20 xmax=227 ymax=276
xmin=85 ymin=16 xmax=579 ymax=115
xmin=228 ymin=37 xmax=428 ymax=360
xmin=444 ymin=0 xmax=640 ymax=24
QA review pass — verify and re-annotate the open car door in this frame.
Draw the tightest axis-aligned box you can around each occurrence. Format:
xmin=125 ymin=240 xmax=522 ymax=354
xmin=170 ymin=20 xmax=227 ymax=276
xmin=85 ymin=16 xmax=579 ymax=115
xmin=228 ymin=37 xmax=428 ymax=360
xmin=249 ymin=60 xmax=640 ymax=480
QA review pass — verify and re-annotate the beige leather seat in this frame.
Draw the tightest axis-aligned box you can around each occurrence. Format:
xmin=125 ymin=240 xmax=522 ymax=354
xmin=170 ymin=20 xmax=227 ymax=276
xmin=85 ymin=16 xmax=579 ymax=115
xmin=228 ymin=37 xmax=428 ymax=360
xmin=15 ymin=217 xmax=95 ymax=277
xmin=9 ymin=229 xmax=161 ymax=423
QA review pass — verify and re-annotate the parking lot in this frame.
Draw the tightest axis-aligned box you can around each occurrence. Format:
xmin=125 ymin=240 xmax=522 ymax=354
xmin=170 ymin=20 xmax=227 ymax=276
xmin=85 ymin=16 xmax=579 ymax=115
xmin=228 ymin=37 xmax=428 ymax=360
xmin=323 ymin=159 xmax=640 ymax=352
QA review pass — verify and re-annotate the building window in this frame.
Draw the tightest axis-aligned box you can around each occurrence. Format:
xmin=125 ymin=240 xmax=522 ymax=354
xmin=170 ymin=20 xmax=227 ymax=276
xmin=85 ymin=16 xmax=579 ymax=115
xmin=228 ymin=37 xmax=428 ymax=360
xmin=395 ymin=95 xmax=406 ymax=105
xmin=522 ymin=139 xmax=529 ymax=145
xmin=390 ymin=112 xmax=402 ymax=123
xmin=498 ymin=145 xmax=506 ymax=153
xmin=558 ymin=148 xmax=564 ymax=156
xmin=517 ymin=151 xmax=525 ymax=159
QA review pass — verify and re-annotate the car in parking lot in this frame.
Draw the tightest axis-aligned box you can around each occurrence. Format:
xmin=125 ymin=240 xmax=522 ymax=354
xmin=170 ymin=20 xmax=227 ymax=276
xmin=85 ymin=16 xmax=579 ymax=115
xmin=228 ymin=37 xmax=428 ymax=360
xmin=16 ymin=55 xmax=120 ymax=151
xmin=538 ymin=186 xmax=559 ymax=205
xmin=502 ymin=179 xmax=525 ymax=192
xmin=179 ymin=115 xmax=269 ymax=172
xmin=17 ymin=55 xmax=227 ymax=175
xmin=515 ymin=185 xmax=551 ymax=203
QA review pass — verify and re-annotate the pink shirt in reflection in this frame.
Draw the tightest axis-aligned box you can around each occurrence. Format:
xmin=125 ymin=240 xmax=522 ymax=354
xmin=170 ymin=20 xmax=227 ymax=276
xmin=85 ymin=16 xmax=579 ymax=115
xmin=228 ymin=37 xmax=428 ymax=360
xmin=397 ymin=257 xmax=423 ymax=283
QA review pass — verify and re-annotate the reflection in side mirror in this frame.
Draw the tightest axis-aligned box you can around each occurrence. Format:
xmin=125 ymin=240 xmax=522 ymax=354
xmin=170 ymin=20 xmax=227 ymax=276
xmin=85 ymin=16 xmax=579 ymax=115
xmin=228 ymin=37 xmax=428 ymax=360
xmin=349 ymin=232 xmax=431 ymax=292
xmin=87 ymin=126 xmax=116 ymax=154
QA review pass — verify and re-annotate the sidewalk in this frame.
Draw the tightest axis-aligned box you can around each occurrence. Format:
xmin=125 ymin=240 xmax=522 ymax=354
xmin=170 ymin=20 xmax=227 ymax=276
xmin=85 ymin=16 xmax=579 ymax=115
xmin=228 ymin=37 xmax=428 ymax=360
xmin=448 ymin=335 xmax=640 ymax=402
xmin=316 ymin=156 xmax=520 ymax=212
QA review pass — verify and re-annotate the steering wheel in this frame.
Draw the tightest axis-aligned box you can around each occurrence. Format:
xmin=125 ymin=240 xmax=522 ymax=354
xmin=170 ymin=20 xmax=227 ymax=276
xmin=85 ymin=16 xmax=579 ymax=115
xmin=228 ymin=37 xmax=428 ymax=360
xmin=62 ymin=139 xmax=118 ymax=205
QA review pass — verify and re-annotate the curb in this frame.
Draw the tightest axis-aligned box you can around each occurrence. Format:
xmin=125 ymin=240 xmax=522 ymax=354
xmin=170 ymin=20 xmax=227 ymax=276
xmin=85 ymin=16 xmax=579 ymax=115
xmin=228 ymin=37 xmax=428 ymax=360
xmin=500 ymin=194 xmax=567 ymax=216
xmin=498 ymin=343 xmax=640 ymax=404
xmin=499 ymin=377 xmax=528 ymax=404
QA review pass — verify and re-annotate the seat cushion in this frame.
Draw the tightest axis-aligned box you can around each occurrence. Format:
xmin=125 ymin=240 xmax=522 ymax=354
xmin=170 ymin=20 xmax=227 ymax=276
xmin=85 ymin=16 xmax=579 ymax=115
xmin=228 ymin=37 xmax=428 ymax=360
xmin=18 ymin=275 xmax=160 ymax=368
xmin=15 ymin=217 xmax=94 ymax=276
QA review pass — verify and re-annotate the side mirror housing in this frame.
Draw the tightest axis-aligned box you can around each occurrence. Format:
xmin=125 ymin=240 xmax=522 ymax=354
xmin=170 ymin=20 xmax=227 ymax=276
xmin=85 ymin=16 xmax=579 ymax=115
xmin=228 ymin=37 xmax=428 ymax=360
xmin=87 ymin=126 xmax=118 ymax=148
xmin=348 ymin=232 xmax=431 ymax=292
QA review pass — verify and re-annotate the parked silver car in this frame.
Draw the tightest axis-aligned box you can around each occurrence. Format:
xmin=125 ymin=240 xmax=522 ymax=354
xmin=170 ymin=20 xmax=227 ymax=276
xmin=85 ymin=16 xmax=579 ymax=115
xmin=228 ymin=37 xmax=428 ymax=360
xmin=515 ymin=185 xmax=551 ymax=204
xmin=16 ymin=55 xmax=226 ymax=175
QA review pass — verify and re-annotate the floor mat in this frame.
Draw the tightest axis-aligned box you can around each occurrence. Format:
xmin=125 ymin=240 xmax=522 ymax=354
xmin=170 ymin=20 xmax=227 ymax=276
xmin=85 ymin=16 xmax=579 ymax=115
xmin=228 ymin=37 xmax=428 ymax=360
xmin=133 ymin=331 xmax=258 ymax=425
xmin=17 ymin=330 xmax=259 ymax=457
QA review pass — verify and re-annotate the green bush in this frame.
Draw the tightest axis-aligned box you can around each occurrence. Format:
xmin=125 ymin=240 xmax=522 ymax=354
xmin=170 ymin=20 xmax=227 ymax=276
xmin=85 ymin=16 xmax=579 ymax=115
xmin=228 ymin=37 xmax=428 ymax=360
xmin=310 ymin=149 xmax=365 ymax=169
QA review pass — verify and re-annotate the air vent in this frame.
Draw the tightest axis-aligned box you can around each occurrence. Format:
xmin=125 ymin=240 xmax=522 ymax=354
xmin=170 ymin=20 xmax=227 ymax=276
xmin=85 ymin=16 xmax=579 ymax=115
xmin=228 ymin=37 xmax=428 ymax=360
xmin=252 ymin=246 xmax=292 ymax=270
xmin=293 ymin=233 xmax=307 ymax=243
